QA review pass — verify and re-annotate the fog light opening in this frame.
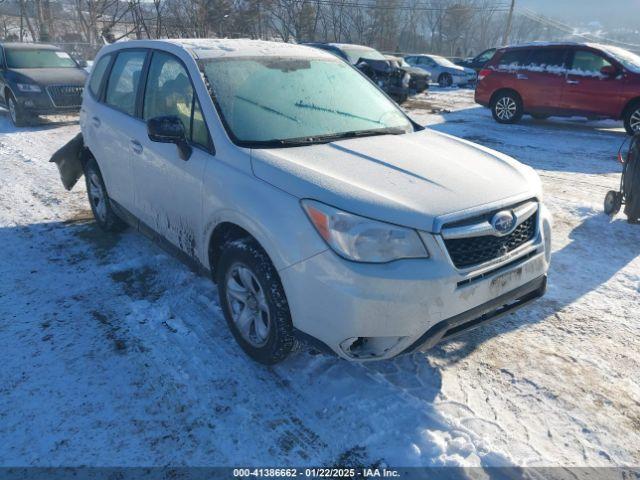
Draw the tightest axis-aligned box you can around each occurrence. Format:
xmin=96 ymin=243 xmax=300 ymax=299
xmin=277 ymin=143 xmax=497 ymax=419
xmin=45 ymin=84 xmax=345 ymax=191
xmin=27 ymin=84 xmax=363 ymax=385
xmin=340 ymin=336 xmax=404 ymax=360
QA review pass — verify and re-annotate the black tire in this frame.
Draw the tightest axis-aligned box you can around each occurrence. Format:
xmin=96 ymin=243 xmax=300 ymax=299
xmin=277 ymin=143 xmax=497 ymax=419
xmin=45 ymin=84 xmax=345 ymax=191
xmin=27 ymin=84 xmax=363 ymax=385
xmin=438 ymin=73 xmax=453 ymax=88
xmin=7 ymin=93 xmax=29 ymax=127
xmin=84 ymin=158 xmax=128 ymax=232
xmin=624 ymin=102 xmax=640 ymax=136
xmin=491 ymin=91 xmax=523 ymax=124
xmin=217 ymin=238 xmax=294 ymax=365
xmin=531 ymin=113 xmax=550 ymax=120
xmin=604 ymin=190 xmax=622 ymax=216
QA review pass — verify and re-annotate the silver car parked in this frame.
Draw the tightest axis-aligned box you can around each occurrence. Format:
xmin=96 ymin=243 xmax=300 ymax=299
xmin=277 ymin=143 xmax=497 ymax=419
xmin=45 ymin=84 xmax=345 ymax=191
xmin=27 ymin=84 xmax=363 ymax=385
xmin=404 ymin=54 xmax=476 ymax=87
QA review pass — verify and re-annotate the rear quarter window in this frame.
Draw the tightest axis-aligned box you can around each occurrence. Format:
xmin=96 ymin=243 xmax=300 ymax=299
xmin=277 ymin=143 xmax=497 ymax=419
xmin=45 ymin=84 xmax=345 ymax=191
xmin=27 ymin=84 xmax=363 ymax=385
xmin=88 ymin=54 xmax=111 ymax=97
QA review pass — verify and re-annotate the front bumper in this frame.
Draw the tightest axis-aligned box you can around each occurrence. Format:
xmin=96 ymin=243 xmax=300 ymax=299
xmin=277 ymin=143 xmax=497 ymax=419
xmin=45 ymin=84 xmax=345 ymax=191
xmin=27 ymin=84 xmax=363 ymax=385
xmin=280 ymin=206 xmax=551 ymax=361
xmin=14 ymin=89 xmax=81 ymax=115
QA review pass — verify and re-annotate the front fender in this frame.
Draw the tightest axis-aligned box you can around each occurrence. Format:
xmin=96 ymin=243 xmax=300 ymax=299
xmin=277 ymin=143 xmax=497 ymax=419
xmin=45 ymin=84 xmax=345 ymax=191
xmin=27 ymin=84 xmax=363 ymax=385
xmin=200 ymin=164 xmax=327 ymax=272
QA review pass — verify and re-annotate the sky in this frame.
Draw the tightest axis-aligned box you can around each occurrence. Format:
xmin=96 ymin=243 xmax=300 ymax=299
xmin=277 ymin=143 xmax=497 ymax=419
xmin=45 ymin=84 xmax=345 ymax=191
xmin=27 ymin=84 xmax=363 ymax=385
xmin=519 ymin=0 xmax=640 ymax=26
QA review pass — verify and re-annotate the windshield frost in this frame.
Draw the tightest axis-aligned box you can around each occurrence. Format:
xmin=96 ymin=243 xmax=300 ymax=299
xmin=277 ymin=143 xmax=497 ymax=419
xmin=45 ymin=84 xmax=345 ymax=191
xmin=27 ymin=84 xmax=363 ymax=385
xmin=202 ymin=56 xmax=412 ymax=145
xmin=5 ymin=49 xmax=77 ymax=69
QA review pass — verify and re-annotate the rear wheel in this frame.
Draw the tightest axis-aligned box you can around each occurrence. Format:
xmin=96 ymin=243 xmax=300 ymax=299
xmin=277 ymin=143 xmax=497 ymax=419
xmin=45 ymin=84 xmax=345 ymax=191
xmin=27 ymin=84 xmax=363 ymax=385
xmin=84 ymin=158 xmax=128 ymax=232
xmin=217 ymin=238 xmax=294 ymax=365
xmin=624 ymin=103 xmax=640 ymax=135
xmin=491 ymin=91 xmax=523 ymax=124
xmin=438 ymin=73 xmax=453 ymax=88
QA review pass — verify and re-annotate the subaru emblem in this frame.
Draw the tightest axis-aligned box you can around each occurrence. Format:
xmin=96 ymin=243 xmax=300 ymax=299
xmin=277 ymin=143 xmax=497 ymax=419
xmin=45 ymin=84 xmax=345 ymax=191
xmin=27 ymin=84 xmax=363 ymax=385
xmin=491 ymin=210 xmax=516 ymax=235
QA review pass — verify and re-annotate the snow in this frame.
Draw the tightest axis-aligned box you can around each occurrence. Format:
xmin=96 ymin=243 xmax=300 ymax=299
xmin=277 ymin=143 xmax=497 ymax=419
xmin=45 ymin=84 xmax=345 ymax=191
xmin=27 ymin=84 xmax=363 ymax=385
xmin=0 ymin=90 xmax=639 ymax=471
xmin=160 ymin=38 xmax=333 ymax=60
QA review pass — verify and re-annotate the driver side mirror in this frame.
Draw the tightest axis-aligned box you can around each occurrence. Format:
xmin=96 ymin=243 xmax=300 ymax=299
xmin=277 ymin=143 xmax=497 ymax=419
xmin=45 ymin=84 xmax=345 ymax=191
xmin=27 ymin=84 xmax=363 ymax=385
xmin=147 ymin=115 xmax=192 ymax=161
xmin=77 ymin=59 xmax=88 ymax=68
xmin=600 ymin=65 xmax=618 ymax=78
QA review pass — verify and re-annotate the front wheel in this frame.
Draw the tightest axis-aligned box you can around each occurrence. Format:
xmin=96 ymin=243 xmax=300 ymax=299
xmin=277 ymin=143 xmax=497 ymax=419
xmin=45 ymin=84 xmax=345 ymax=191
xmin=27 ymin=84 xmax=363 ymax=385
xmin=604 ymin=190 xmax=622 ymax=216
xmin=7 ymin=94 xmax=29 ymax=127
xmin=624 ymin=104 xmax=640 ymax=135
xmin=217 ymin=238 xmax=294 ymax=365
xmin=491 ymin=92 xmax=523 ymax=124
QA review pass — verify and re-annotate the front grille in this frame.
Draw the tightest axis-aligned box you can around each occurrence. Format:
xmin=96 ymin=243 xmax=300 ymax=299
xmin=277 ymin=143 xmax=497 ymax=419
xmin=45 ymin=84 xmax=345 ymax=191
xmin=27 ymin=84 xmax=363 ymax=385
xmin=444 ymin=214 xmax=537 ymax=269
xmin=47 ymin=85 xmax=83 ymax=108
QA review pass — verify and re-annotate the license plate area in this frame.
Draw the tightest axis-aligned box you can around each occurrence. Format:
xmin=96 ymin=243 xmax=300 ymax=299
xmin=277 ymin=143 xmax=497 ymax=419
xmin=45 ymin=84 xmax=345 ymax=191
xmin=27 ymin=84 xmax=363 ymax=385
xmin=489 ymin=266 xmax=524 ymax=295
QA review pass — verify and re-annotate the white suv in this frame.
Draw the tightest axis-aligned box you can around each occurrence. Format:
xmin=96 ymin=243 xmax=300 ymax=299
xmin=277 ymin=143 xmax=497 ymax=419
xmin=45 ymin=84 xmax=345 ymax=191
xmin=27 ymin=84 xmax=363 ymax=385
xmin=71 ymin=39 xmax=551 ymax=364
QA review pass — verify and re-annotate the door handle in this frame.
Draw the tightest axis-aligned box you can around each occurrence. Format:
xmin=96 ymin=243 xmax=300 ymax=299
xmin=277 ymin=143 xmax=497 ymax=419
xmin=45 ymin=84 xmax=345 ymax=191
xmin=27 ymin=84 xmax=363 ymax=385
xmin=516 ymin=74 xmax=528 ymax=80
xmin=566 ymin=79 xmax=580 ymax=85
xmin=130 ymin=139 xmax=143 ymax=154
xmin=91 ymin=116 xmax=101 ymax=128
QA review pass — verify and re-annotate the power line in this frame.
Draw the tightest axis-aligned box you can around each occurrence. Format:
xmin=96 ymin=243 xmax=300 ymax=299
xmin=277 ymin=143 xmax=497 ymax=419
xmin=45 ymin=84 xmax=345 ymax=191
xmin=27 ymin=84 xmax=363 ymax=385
xmin=518 ymin=7 xmax=640 ymax=51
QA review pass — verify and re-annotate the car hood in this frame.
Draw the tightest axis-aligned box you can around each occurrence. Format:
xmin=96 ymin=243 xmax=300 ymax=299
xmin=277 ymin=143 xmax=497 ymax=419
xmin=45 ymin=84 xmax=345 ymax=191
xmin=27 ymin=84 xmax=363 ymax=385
xmin=251 ymin=129 xmax=541 ymax=232
xmin=9 ymin=68 xmax=87 ymax=86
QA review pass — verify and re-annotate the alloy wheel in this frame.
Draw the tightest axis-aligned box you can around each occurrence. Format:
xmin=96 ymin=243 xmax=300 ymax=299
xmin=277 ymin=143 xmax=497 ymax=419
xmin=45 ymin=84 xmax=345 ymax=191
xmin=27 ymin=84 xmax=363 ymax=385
xmin=225 ymin=264 xmax=271 ymax=348
xmin=8 ymin=98 xmax=17 ymax=124
xmin=631 ymin=108 xmax=640 ymax=133
xmin=88 ymin=173 xmax=107 ymax=222
xmin=495 ymin=96 xmax=517 ymax=121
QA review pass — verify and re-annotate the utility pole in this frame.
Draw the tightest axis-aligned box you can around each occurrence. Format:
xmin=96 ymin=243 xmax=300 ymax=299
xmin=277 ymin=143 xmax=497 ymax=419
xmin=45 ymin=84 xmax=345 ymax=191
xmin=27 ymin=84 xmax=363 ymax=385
xmin=502 ymin=0 xmax=515 ymax=46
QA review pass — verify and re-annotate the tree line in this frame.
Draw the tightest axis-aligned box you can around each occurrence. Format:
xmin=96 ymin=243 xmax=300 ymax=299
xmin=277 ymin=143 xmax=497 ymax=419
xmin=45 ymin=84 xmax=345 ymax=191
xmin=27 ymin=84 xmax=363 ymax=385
xmin=0 ymin=0 xmax=585 ymax=59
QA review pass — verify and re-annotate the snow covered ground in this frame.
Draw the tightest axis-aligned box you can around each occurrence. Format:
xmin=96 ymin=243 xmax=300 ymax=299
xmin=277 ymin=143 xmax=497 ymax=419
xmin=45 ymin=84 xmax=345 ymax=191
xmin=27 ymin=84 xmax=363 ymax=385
xmin=0 ymin=89 xmax=638 ymax=472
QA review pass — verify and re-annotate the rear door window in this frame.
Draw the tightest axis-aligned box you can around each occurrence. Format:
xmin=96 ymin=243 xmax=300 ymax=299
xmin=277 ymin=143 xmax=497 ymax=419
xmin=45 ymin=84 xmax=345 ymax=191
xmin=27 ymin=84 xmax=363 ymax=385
xmin=527 ymin=48 xmax=568 ymax=73
xmin=88 ymin=54 xmax=111 ymax=97
xmin=105 ymin=50 xmax=146 ymax=116
xmin=497 ymin=49 xmax=532 ymax=70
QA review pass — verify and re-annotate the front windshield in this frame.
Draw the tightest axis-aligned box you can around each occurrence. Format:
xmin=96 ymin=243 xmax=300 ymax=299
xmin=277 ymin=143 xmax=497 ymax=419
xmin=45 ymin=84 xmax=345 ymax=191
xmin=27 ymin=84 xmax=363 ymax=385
xmin=5 ymin=49 xmax=77 ymax=69
xmin=201 ymin=56 xmax=413 ymax=146
xmin=600 ymin=45 xmax=640 ymax=73
xmin=432 ymin=55 xmax=458 ymax=68
xmin=340 ymin=47 xmax=387 ymax=64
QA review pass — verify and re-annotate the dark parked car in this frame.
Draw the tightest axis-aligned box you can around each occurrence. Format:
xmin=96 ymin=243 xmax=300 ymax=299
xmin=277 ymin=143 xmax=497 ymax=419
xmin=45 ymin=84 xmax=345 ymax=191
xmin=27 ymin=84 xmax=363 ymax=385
xmin=385 ymin=55 xmax=430 ymax=94
xmin=475 ymin=42 xmax=640 ymax=135
xmin=304 ymin=43 xmax=412 ymax=103
xmin=456 ymin=48 xmax=497 ymax=72
xmin=0 ymin=42 xmax=88 ymax=126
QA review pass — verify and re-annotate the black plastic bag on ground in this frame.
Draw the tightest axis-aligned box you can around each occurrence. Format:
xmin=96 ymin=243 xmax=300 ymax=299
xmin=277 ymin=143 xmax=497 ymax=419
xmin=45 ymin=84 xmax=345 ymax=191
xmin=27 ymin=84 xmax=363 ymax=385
xmin=623 ymin=134 xmax=640 ymax=223
xmin=49 ymin=132 xmax=85 ymax=191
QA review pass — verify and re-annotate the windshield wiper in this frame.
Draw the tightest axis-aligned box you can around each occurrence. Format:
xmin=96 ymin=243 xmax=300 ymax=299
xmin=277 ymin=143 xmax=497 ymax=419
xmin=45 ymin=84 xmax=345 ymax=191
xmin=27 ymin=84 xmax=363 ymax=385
xmin=268 ymin=127 xmax=408 ymax=147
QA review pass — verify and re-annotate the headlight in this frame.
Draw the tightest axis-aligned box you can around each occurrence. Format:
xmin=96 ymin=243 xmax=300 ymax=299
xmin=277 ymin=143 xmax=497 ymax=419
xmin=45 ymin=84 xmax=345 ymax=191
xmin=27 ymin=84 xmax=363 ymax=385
xmin=302 ymin=199 xmax=429 ymax=263
xmin=16 ymin=83 xmax=42 ymax=93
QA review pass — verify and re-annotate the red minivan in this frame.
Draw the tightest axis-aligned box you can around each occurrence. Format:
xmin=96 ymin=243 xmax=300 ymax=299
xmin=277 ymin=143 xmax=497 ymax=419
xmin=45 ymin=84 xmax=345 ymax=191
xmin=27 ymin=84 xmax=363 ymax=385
xmin=475 ymin=42 xmax=640 ymax=135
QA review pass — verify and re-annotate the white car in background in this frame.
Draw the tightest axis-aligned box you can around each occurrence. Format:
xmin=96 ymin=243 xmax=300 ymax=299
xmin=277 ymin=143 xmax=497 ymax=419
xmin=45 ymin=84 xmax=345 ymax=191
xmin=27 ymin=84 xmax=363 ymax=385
xmin=405 ymin=53 xmax=477 ymax=87
xmin=57 ymin=39 xmax=551 ymax=364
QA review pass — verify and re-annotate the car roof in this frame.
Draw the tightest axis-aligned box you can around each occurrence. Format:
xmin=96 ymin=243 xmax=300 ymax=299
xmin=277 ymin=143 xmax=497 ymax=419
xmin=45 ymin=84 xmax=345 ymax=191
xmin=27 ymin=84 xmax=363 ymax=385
xmin=102 ymin=38 xmax=334 ymax=60
xmin=501 ymin=41 xmax=612 ymax=51
xmin=0 ymin=42 xmax=60 ymax=50
xmin=326 ymin=43 xmax=377 ymax=51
